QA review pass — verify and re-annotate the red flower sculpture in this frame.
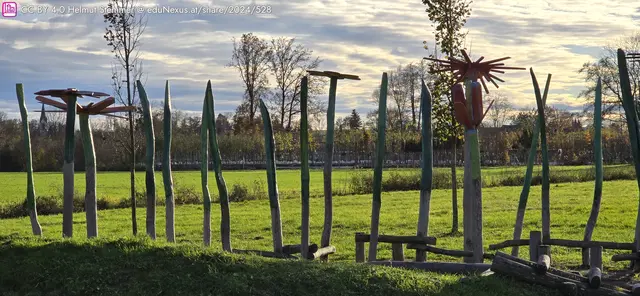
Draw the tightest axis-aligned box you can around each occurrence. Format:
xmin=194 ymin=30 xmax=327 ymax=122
xmin=424 ymin=50 xmax=525 ymax=129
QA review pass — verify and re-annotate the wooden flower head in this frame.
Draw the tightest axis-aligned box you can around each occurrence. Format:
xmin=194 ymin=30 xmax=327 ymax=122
xmin=424 ymin=50 xmax=525 ymax=129
xmin=34 ymin=88 xmax=135 ymax=119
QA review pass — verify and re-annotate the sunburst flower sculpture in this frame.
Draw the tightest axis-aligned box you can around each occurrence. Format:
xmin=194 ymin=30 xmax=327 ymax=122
xmin=424 ymin=50 xmax=525 ymax=129
xmin=35 ymin=88 xmax=135 ymax=119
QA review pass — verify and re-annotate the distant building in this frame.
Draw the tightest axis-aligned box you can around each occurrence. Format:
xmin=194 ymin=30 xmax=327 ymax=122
xmin=38 ymin=103 xmax=47 ymax=130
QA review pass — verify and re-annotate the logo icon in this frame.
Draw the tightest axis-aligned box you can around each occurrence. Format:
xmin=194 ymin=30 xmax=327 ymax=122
xmin=2 ymin=2 xmax=17 ymax=17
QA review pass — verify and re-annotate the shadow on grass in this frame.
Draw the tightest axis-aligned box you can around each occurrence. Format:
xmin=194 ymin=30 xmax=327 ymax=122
xmin=0 ymin=236 xmax=559 ymax=296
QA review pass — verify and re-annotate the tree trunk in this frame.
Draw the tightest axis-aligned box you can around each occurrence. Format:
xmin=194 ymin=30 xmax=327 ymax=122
xmin=321 ymin=77 xmax=338 ymax=261
xmin=162 ymin=81 xmax=175 ymax=243
xmin=16 ymin=83 xmax=42 ymax=236
xmin=80 ymin=113 xmax=98 ymax=238
xmin=62 ymin=95 xmax=77 ymax=238
xmin=137 ymin=81 xmax=156 ymax=240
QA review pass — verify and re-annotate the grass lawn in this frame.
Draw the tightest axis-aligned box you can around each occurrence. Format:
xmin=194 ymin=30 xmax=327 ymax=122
xmin=1 ymin=180 xmax=638 ymax=270
xmin=1 ymin=179 xmax=637 ymax=295
xmin=0 ymin=164 xmax=632 ymax=209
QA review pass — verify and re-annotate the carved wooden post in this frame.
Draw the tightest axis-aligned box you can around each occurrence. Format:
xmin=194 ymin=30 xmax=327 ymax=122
xmin=307 ymin=70 xmax=360 ymax=261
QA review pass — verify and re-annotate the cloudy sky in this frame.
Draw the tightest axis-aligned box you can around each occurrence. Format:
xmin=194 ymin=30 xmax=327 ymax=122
xmin=0 ymin=0 xmax=638 ymax=122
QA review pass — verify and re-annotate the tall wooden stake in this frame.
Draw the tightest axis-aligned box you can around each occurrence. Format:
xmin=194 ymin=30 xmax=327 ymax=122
xmin=205 ymin=81 xmax=232 ymax=252
xmin=300 ymin=76 xmax=311 ymax=260
xmin=259 ymin=99 xmax=283 ymax=253
xmin=201 ymin=96 xmax=212 ymax=246
xmin=368 ymin=73 xmax=388 ymax=262
xmin=163 ymin=81 xmax=175 ymax=243
xmin=137 ymin=81 xmax=156 ymax=240
xmin=62 ymin=94 xmax=77 ymax=238
xmin=16 ymin=84 xmax=42 ymax=236
xmin=511 ymin=74 xmax=551 ymax=256
xmin=79 ymin=113 xmax=98 ymax=238
xmin=416 ymin=80 xmax=433 ymax=262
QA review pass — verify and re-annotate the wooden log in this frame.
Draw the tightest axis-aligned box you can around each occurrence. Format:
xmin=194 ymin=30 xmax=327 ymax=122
xmin=489 ymin=239 xmax=529 ymax=250
xmin=611 ymin=253 xmax=640 ymax=262
xmin=407 ymin=243 xmax=472 ymax=257
xmin=590 ymin=246 xmax=603 ymax=270
xmin=545 ymin=239 xmax=635 ymax=250
xmin=494 ymin=252 xmax=627 ymax=293
xmin=355 ymin=240 xmax=365 ymax=263
xmin=632 ymin=283 xmax=640 ymax=296
xmin=368 ymin=261 xmax=490 ymax=274
xmin=282 ymin=244 xmax=318 ymax=255
xmin=560 ymin=282 xmax=578 ymax=296
xmin=588 ymin=267 xmax=602 ymax=289
xmin=392 ymin=243 xmax=404 ymax=261
xmin=491 ymin=253 xmax=629 ymax=296
xmin=308 ymin=246 xmax=336 ymax=260
xmin=233 ymin=249 xmax=297 ymax=259
xmin=530 ymin=231 xmax=542 ymax=261
xmin=355 ymin=233 xmax=436 ymax=245
xmin=537 ymin=245 xmax=551 ymax=274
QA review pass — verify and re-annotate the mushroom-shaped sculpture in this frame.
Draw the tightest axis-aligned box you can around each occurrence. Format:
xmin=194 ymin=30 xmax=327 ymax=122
xmin=35 ymin=88 xmax=135 ymax=238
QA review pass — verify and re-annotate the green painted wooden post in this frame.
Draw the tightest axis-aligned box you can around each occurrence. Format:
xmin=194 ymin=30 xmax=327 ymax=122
xmin=616 ymin=49 xmax=640 ymax=259
xmin=415 ymin=79 xmax=432 ymax=262
xmin=62 ymin=94 xmax=77 ymax=238
xmin=511 ymin=74 xmax=551 ymax=256
xmin=300 ymin=76 xmax=311 ymax=260
xmin=368 ymin=73 xmax=388 ymax=262
xmin=321 ymin=77 xmax=338 ymax=258
xmin=201 ymin=96 xmax=212 ymax=246
xmin=530 ymin=69 xmax=551 ymax=240
xmin=137 ymin=80 xmax=156 ymax=240
xmin=79 ymin=113 xmax=98 ymax=238
xmin=16 ymin=84 xmax=42 ymax=236
xmin=163 ymin=81 xmax=175 ymax=243
xmin=259 ymin=99 xmax=283 ymax=253
xmin=462 ymin=79 xmax=483 ymax=263
xmin=582 ymin=78 xmax=603 ymax=266
xmin=205 ymin=81 xmax=232 ymax=252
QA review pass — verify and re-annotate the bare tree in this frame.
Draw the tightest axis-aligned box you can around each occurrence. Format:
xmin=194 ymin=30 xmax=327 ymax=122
xmin=229 ymin=33 xmax=272 ymax=130
xmin=579 ymin=33 xmax=640 ymax=123
xmin=104 ymin=0 xmax=147 ymax=235
xmin=484 ymin=91 xmax=512 ymax=127
xmin=267 ymin=37 xmax=324 ymax=130
xmin=388 ymin=66 xmax=411 ymax=131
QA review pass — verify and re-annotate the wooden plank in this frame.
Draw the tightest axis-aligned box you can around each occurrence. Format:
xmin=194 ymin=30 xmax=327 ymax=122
xmin=560 ymin=282 xmax=578 ymax=296
xmin=368 ymin=261 xmax=490 ymax=274
xmin=489 ymin=239 xmax=529 ymax=250
xmin=545 ymin=239 xmax=635 ymax=250
xmin=632 ymin=283 xmax=640 ymax=296
xmin=306 ymin=70 xmax=360 ymax=80
xmin=307 ymin=246 xmax=336 ymax=260
xmin=355 ymin=240 xmax=365 ymax=263
xmin=530 ymin=231 xmax=542 ymax=261
xmin=391 ymin=243 xmax=404 ymax=261
xmin=233 ymin=249 xmax=297 ymax=259
xmin=354 ymin=233 xmax=436 ymax=244
xmin=491 ymin=254 xmax=629 ymax=296
xmin=407 ymin=243 xmax=472 ymax=257
xmin=611 ymin=253 xmax=640 ymax=262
